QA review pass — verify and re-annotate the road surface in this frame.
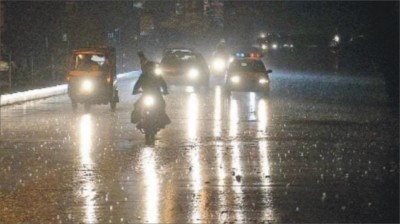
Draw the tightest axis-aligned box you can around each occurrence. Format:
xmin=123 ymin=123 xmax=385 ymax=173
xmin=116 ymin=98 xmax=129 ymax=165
xmin=0 ymin=65 xmax=398 ymax=223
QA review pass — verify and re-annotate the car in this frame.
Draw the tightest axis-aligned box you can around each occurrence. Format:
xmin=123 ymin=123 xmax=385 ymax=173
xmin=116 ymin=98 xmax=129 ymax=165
xmin=224 ymin=52 xmax=272 ymax=96
xmin=159 ymin=48 xmax=210 ymax=89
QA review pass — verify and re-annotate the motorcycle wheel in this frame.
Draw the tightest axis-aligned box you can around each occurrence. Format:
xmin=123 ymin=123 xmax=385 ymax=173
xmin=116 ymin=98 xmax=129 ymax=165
xmin=145 ymin=133 xmax=155 ymax=145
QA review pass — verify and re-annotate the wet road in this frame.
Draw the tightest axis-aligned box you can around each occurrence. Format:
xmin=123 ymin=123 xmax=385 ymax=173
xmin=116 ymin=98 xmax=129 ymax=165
xmin=0 ymin=68 xmax=398 ymax=223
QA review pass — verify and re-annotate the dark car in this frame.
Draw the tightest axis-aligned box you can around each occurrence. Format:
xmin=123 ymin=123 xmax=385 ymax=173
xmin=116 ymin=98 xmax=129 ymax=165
xmin=224 ymin=53 xmax=272 ymax=96
xmin=159 ymin=48 xmax=210 ymax=89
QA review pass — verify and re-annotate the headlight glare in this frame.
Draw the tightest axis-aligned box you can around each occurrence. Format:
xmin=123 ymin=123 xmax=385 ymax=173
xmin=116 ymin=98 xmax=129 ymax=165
xmin=81 ymin=80 xmax=93 ymax=92
xmin=188 ymin=68 xmax=199 ymax=79
xmin=259 ymin=78 xmax=269 ymax=84
xmin=231 ymin=76 xmax=240 ymax=83
xmin=155 ymin=67 xmax=162 ymax=76
xmin=143 ymin=96 xmax=155 ymax=107
xmin=213 ymin=59 xmax=225 ymax=71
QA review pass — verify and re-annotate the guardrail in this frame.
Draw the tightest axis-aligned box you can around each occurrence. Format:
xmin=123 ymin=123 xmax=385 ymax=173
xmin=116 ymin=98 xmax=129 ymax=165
xmin=0 ymin=71 xmax=140 ymax=107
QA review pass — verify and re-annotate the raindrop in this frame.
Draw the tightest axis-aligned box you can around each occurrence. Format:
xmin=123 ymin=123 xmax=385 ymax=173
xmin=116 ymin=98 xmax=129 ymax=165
xmin=341 ymin=205 xmax=346 ymax=211
xmin=321 ymin=192 xmax=327 ymax=201
xmin=296 ymin=207 xmax=300 ymax=212
xmin=110 ymin=205 xmax=113 ymax=211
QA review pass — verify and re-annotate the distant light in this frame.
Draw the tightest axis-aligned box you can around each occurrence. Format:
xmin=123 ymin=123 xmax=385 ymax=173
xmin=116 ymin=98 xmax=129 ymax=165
xmin=334 ymin=35 xmax=340 ymax=42
xmin=261 ymin=44 xmax=267 ymax=50
xmin=272 ymin=44 xmax=278 ymax=50
xmin=236 ymin=53 xmax=245 ymax=58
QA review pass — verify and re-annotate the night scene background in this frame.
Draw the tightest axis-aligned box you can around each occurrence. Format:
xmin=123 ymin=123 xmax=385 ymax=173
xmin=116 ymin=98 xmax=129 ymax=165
xmin=0 ymin=1 xmax=399 ymax=223
xmin=0 ymin=1 xmax=398 ymax=110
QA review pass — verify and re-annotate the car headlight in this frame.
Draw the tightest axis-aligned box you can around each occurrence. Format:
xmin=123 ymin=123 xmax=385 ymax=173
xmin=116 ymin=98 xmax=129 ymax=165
xmin=259 ymin=78 xmax=269 ymax=84
xmin=143 ymin=95 xmax=155 ymax=107
xmin=230 ymin=76 xmax=240 ymax=83
xmin=213 ymin=58 xmax=225 ymax=71
xmin=81 ymin=80 xmax=94 ymax=92
xmin=188 ymin=68 xmax=199 ymax=79
xmin=261 ymin=44 xmax=268 ymax=50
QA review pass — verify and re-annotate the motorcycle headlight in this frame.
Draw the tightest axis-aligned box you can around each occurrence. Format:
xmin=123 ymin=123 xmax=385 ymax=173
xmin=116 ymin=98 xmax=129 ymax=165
xmin=230 ymin=76 xmax=240 ymax=83
xmin=143 ymin=95 xmax=155 ymax=107
xmin=188 ymin=68 xmax=199 ymax=79
xmin=155 ymin=67 xmax=162 ymax=76
xmin=259 ymin=78 xmax=269 ymax=84
xmin=213 ymin=58 xmax=225 ymax=71
xmin=81 ymin=80 xmax=93 ymax=92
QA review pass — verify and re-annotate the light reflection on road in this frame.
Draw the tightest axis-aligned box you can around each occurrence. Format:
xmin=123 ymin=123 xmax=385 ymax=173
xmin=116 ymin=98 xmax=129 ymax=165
xmin=187 ymin=93 xmax=198 ymax=140
xmin=256 ymin=99 xmax=274 ymax=220
xmin=142 ymin=147 xmax=159 ymax=223
xmin=214 ymin=86 xmax=222 ymax=137
xmin=229 ymin=97 xmax=244 ymax=221
xmin=78 ymin=114 xmax=96 ymax=223
xmin=249 ymin=93 xmax=257 ymax=120
xmin=229 ymin=98 xmax=239 ymax=137
xmin=187 ymin=92 xmax=202 ymax=222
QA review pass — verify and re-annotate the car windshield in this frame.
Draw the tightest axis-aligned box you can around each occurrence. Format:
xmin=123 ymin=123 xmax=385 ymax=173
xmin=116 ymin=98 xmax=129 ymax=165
xmin=161 ymin=51 xmax=199 ymax=65
xmin=230 ymin=59 xmax=266 ymax=72
xmin=73 ymin=54 xmax=104 ymax=71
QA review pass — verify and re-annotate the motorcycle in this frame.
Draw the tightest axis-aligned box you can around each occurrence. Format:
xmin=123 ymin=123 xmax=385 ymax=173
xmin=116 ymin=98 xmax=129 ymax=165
xmin=132 ymin=91 xmax=169 ymax=145
xmin=210 ymin=51 xmax=231 ymax=76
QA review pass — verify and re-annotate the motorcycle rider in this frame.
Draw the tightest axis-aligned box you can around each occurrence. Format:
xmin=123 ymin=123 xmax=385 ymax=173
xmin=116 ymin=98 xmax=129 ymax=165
xmin=131 ymin=52 xmax=170 ymax=128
